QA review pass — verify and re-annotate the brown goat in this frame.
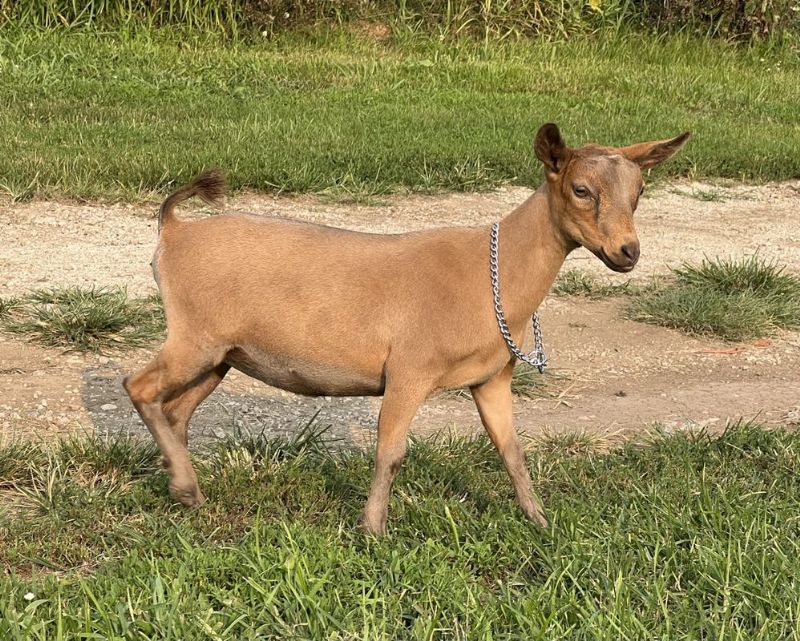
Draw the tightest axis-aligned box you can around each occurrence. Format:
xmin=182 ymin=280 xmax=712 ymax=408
xmin=124 ymin=123 xmax=689 ymax=534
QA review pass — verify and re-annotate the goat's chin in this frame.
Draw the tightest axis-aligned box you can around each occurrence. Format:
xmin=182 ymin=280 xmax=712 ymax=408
xmin=608 ymin=262 xmax=636 ymax=274
xmin=590 ymin=248 xmax=636 ymax=273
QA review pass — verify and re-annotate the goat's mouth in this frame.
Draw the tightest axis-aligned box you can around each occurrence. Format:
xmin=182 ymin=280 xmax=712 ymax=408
xmin=591 ymin=248 xmax=636 ymax=273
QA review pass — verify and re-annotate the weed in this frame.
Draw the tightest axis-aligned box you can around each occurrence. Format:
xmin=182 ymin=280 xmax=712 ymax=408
xmin=2 ymin=1 xmax=796 ymax=40
xmin=688 ymin=187 xmax=728 ymax=202
xmin=0 ymin=296 xmax=20 ymax=319
xmin=0 ymin=440 xmax=46 ymax=485
xmin=510 ymin=363 xmax=568 ymax=399
xmin=447 ymin=364 xmax=566 ymax=400
xmin=0 ymin=172 xmax=40 ymax=202
xmin=552 ymin=269 xmax=633 ymax=298
xmin=626 ymin=255 xmax=800 ymax=340
xmin=529 ymin=427 xmax=610 ymax=457
xmin=2 ymin=287 xmax=165 ymax=351
xmin=53 ymin=433 xmax=161 ymax=479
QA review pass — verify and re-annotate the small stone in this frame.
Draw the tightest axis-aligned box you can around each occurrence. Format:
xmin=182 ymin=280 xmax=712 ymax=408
xmin=100 ymin=403 xmax=117 ymax=411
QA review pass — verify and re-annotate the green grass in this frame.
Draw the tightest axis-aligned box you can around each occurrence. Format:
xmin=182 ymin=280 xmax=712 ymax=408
xmin=509 ymin=363 xmax=570 ymax=400
xmin=1 ymin=287 xmax=165 ymax=352
xmin=627 ymin=255 xmax=800 ymax=341
xmin=2 ymin=422 xmax=800 ymax=639
xmin=0 ymin=296 xmax=21 ymax=319
xmin=446 ymin=364 xmax=567 ymax=400
xmin=3 ymin=0 xmax=797 ymax=40
xmin=552 ymin=269 xmax=634 ymax=298
xmin=0 ymin=28 xmax=799 ymax=201
xmin=685 ymin=187 xmax=729 ymax=202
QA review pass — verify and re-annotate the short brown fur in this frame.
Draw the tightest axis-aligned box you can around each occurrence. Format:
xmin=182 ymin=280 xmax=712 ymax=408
xmin=124 ymin=124 xmax=689 ymax=534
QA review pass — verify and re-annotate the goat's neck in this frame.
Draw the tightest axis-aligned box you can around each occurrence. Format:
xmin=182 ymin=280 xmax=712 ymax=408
xmin=495 ymin=185 xmax=569 ymax=328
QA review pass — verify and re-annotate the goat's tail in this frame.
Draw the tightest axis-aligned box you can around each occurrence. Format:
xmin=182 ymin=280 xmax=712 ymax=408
xmin=158 ymin=168 xmax=226 ymax=232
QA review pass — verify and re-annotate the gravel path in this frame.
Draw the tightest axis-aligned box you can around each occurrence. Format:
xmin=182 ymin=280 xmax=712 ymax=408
xmin=1 ymin=180 xmax=799 ymax=446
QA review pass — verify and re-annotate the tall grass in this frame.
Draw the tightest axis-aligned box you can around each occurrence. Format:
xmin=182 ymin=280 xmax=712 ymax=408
xmin=0 ymin=0 xmax=247 ymax=31
xmin=3 ymin=0 xmax=798 ymax=39
xmin=394 ymin=0 xmax=634 ymax=40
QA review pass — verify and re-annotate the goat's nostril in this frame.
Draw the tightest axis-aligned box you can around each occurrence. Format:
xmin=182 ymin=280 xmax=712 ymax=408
xmin=621 ymin=243 xmax=640 ymax=263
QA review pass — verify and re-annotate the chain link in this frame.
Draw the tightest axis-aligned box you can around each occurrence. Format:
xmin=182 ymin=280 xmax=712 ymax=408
xmin=490 ymin=222 xmax=547 ymax=373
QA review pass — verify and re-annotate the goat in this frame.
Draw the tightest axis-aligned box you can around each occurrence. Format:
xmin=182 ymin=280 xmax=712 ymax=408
xmin=124 ymin=123 xmax=689 ymax=534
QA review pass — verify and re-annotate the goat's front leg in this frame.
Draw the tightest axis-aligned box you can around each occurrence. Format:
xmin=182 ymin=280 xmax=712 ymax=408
xmin=471 ymin=362 xmax=548 ymax=527
xmin=360 ymin=381 xmax=428 ymax=536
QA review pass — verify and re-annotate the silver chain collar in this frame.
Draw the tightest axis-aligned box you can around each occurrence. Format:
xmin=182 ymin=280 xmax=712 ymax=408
xmin=490 ymin=222 xmax=547 ymax=373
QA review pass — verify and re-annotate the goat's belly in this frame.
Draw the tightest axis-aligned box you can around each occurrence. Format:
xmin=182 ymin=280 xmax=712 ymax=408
xmin=224 ymin=346 xmax=385 ymax=397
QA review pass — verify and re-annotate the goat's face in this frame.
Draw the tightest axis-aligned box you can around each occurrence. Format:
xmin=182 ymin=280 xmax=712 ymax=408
xmin=534 ymin=123 xmax=690 ymax=273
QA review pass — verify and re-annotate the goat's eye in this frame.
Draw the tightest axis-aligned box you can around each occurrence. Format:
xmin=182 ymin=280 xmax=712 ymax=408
xmin=573 ymin=185 xmax=590 ymax=198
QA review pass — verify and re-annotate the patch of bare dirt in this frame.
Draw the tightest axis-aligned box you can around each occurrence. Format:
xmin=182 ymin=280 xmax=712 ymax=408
xmin=1 ymin=181 xmax=799 ymax=445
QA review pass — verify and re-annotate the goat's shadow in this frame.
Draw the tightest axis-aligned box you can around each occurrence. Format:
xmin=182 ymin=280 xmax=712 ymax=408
xmin=80 ymin=365 xmax=379 ymax=451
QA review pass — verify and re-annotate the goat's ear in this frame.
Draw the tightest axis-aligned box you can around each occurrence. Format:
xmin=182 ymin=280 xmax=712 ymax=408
xmin=534 ymin=123 xmax=571 ymax=174
xmin=618 ymin=132 xmax=691 ymax=169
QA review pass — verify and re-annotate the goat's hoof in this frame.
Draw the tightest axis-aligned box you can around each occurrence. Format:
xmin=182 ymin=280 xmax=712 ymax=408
xmin=525 ymin=510 xmax=550 ymax=530
xmin=531 ymin=511 xmax=549 ymax=528
xmin=170 ymin=483 xmax=204 ymax=508
xmin=358 ymin=512 xmax=387 ymax=537
xmin=522 ymin=504 xmax=549 ymax=528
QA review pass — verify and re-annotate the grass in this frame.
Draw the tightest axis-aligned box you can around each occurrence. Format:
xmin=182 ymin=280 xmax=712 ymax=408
xmin=509 ymin=363 xmax=569 ymax=400
xmin=3 ymin=0 xmax=797 ymax=40
xmin=0 ymin=28 xmax=799 ymax=201
xmin=0 ymin=296 xmax=21 ymax=319
xmin=686 ymin=187 xmax=729 ymax=202
xmin=446 ymin=364 xmax=568 ymax=400
xmin=1 ymin=287 xmax=165 ymax=352
xmin=552 ymin=269 xmax=634 ymax=298
xmin=627 ymin=255 xmax=800 ymax=341
xmin=509 ymin=362 xmax=548 ymax=397
xmin=529 ymin=427 xmax=611 ymax=457
xmin=2 ymin=422 xmax=800 ymax=638
xmin=554 ymin=258 xmax=800 ymax=341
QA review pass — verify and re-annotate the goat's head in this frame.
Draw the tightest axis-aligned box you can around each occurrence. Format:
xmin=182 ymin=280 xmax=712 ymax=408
xmin=534 ymin=123 xmax=690 ymax=273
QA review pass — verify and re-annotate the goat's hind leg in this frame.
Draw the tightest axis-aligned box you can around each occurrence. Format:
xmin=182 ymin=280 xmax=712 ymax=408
xmin=163 ymin=363 xmax=230 ymax=447
xmin=124 ymin=342 xmax=225 ymax=506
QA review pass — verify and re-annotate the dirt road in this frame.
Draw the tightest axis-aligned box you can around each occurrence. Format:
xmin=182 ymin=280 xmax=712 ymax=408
xmin=1 ymin=180 xmax=799 ymax=445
